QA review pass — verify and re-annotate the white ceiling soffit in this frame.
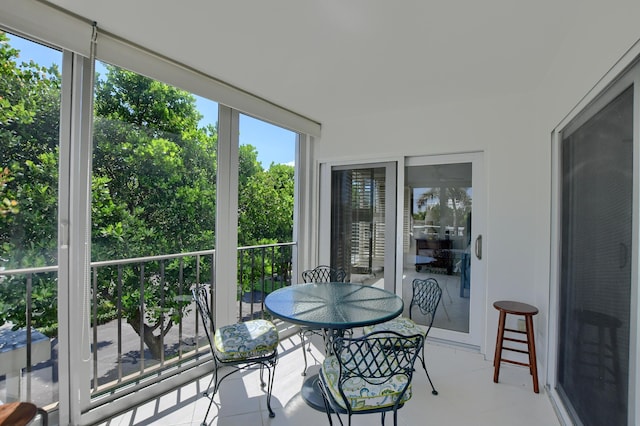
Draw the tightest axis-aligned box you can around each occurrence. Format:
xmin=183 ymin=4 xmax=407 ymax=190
xmin=43 ymin=0 xmax=577 ymax=123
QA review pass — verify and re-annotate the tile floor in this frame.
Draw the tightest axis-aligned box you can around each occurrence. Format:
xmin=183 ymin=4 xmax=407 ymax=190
xmin=99 ymin=332 xmax=560 ymax=426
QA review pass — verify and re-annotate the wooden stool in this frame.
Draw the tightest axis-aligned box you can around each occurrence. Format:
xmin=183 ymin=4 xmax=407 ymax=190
xmin=0 ymin=402 xmax=37 ymax=426
xmin=493 ymin=300 xmax=539 ymax=393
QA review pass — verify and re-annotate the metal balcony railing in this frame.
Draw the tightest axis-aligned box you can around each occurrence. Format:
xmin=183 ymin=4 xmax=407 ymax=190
xmin=237 ymin=242 xmax=294 ymax=321
xmin=0 ymin=242 xmax=294 ymax=409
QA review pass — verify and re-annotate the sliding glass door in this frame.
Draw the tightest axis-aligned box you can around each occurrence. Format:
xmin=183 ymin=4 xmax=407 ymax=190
xmin=320 ymin=155 xmax=484 ymax=348
xmin=319 ymin=162 xmax=397 ymax=293
xmin=557 ymin=83 xmax=633 ymax=426
xmin=404 ymin=153 xmax=485 ymax=347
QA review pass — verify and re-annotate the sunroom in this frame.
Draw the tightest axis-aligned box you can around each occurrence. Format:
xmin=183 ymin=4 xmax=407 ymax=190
xmin=0 ymin=1 xmax=639 ymax=425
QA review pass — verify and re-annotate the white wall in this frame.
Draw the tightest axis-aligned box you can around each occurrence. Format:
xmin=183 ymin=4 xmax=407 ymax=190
xmin=315 ymin=92 xmax=539 ymax=354
xmin=532 ymin=0 xmax=640 ymax=379
xmin=313 ymin=2 xmax=640 ymax=388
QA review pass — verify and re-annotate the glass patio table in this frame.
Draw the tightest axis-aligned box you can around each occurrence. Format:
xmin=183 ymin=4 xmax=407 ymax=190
xmin=264 ymin=282 xmax=404 ymax=411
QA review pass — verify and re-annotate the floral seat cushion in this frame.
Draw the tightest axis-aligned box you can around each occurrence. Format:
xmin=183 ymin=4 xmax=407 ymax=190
xmin=364 ymin=316 xmax=425 ymax=337
xmin=214 ymin=319 xmax=278 ymax=362
xmin=320 ymin=355 xmax=412 ymax=411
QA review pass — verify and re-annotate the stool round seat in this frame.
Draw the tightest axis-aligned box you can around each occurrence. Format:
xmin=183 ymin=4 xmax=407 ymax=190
xmin=492 ymin=300 xmax=539 ymax=393
xmin=493 ymin=300 xmax=538 ymax=316
xmin=0 ymin=402 xmax=37 ymax=426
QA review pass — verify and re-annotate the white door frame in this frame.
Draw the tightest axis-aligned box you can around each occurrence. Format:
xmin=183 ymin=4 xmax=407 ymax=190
xmin=403 ymin=152 xmax=486 ymax=350
xmin=318 ymin=161 xmax=398 ymax=293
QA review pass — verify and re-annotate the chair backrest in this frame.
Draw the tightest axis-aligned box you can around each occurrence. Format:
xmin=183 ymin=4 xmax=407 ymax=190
xmin=301 ymin=265 xmax=346 ymax=283
xmin=192 ymin=285 xmax=218 ymax=361
xmin=332 ymin=330 xmax=424 ymax=413
xmin=409 ymin=278 xmax=442 ymax=332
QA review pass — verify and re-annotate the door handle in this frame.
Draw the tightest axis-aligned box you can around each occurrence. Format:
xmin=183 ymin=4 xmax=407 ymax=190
xmin=620 ymin=242 xmax=628 ymax=269
xmin=475 ymin=234 xmax=482 ymax=260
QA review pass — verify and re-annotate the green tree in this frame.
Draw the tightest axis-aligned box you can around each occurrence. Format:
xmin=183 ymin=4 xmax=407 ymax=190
xmin=91 ymin=65 xmax=220 ymax=358
xmin=239 ymin=144 xmax=262 ymax=187
xmin=0 ymin=36 xmax=292 ymax=359
xmin=237 ymin=163 xmax=294 ymax=293
xmin=0 ymin=31 xmax=61 ymax=334
xmin=416 ymin=187 xmax=471 ymax=234
xmin=0 ymin=31 xmax=61 ymax=268
xmin=0 ymin=168 xmax=18 ymax=217
xmin=238 ymin=163 xmax=294 ymax=246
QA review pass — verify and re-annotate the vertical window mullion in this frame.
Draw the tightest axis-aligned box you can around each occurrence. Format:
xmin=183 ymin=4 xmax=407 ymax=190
xmin=215 ymin=106 xmax=240 ymax=327
xmin=59 ymin=51 xmax=95 ymax=425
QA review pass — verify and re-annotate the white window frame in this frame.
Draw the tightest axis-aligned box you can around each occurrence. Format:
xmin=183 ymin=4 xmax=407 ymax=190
xmin=0 ymin=2 xmax=319 ymax=423
xmin=548 ymin=43 xmax=640 ymax=426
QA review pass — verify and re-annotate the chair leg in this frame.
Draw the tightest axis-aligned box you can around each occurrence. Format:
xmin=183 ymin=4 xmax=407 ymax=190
xmin=420 ymin=344 xmax=438 ymax=395
xmin=202 ymin=368 xmax=217 ymax=397
xmin=493 ymin=310 xmax=507 ymax=383
xmin=200 ymin=366 xmax=220 ymax=425
xmin=442 ymin=279 xmax=453 ymax=304
xmin=265 ymin=362 xmax=276 ymax=418
xmin=421 ymin=357 xmax=438 ymax=395
xmin=260 ymin=364 xmax=267 ymax=387
xmin=201 ymin=390 xmax=216 ymax=426
xmin=440 ymin=296 xmax=451 ymax=321
xmin=318 ymin=376 xmax=335 ymax=426
xmin=300 ymin=330 xmax=309 ymax=376
xmin=200 ymin=361 xmax=277 ymax=425
xmin=525 ymin=314 xmax=539 ymax=393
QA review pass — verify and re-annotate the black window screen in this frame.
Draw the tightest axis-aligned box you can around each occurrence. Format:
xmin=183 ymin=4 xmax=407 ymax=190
xmin=558 ymin=85 xmax=633 ymax=426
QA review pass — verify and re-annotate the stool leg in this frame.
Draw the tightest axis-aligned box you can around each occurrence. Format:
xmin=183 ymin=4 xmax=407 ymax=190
xmin=493 ymin=311 xmax=506 ymax=383
xmin=525 ymin=314 xmax=539 ymax=393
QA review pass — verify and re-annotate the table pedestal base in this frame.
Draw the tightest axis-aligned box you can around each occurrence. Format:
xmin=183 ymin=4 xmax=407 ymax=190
xmin=301 ymin=373 xmax=332 ymax=412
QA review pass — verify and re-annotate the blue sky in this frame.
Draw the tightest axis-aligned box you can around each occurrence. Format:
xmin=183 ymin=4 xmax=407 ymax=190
xmin=6 ymin=33 xmax=296 ymax=169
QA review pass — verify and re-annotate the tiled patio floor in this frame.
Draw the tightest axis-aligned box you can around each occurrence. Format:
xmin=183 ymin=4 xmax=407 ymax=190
xmin=99 ymin=331 xmax=560 ymax=426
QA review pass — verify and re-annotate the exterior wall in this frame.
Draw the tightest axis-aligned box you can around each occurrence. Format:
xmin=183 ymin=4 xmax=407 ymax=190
xmin=313 ymin=2 xmax=640 ymax=393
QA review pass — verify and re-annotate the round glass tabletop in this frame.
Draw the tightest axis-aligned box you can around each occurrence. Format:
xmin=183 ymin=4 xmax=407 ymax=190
xmin=265 ymin=282 xmax=404 ymax=329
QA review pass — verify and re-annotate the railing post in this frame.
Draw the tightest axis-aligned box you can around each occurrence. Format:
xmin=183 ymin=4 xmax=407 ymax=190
xmin=160 ymin=260 xmax=165 ymax=366
xmin=117 ymin=265 xmax=123 ymax=381
xmin=238 ymin=249 xmax=243 ymax=321
xmin=178 ymin=258 xmax=184 ymax=359
xmin=139 ymin=263 xmax=145 ymax=372
xmin=92 ymin=266 xmax=99 ymax=391
xmin=26 ymin=274 xmax=32 ymax=371
xmin=26 ymin=273 xmax=32 ymax=401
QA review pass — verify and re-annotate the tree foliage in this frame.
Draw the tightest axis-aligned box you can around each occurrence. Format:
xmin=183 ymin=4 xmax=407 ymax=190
xmin=0 ymin=168 xmax=19 ymax=217
xmin=0 ymin=31 xmax=61 ymax=335
xmin=89 ymin=65 xmax=223 ymax=357
xmin=0 ymin=33 xmax=294 ymax=359
xmin=0 ymin=32 xmax=60 ymax=268
xmin=238 ymin=163 xmax=294 ymax=246
xmin=415 ymin=187 xmax=471 ymax=233
xmin=92 ymin=64 xmax=218 ymax=260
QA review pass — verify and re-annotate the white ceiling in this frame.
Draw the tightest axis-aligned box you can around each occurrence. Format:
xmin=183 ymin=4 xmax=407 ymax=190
xmin=47 ymin=0 xmax=578 ymax=125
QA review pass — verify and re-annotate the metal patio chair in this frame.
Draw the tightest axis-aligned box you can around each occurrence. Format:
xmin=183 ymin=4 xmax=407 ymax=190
xmin=192 ymin=285 xmax=279 ymax=424
xmin=299 ymin=265 xmax=347 ymax=376
xmin=364 ymin=277 xmax=442 ymax=395
xmin=318 ymin=330 xmax=424 ymax=426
